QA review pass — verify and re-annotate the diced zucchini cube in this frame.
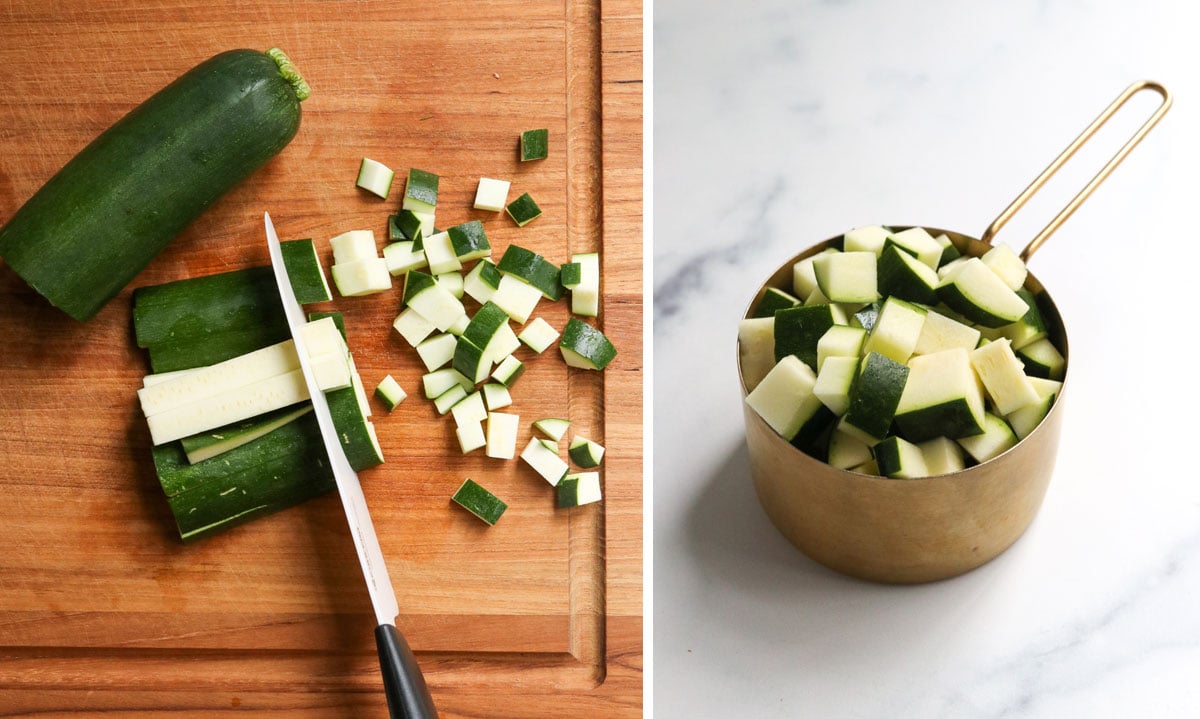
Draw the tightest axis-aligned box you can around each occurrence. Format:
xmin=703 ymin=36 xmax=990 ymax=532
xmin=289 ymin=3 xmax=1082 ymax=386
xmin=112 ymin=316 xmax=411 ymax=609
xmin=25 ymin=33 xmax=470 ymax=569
xmin=393 ymin=307 xmax=437 ymax=348
xmin=416 ymin=333 xmax=458 ymax=372
xmin=451 ymin=478 xmax=506 ymax=524
xmin=918 ymin=436 xmax=966 ymax=475
xmin=912 ymin=309 xmax=981 ymax=356
xmin=559 ymin=318 xmax=617 ymax=371
xmin=805 ymin=287 xmax=830 ymax=308
xmin=331 ymin=257 xmax=392 ymax=297
xmin=557 ymin=472 xmax=602 ymax=508
xmin=388 ymin=214 xmax=405 ymax=241
xmin=422 ymin=231 xmax=462 ymax=275
xmin=492 ymin=274 xmax=543 ymax=324
xmin=404 ymin=271 xmax=467 ymax=331
xmin=461 ymin=301 xmax=510 ymax=351
xmin=445 ymin=313 xmax=470 ymax=336
xmin=520 ymin=128 xmax=549 ymax=161
xmin=301 ymin=316 xmax=347 ymax=357
xmin=464 ymin=259 xmax=502 ymax=305
xmin=481 ymin=383 xmax=512 ymax=411
xmin=474 ymin=177 xmax=512 ymax=212
xmin=738 ymin=316 xmax=776 ymax=393
xmin=393 ymin=209 xmax=425 ymax=243
xmin=569 ymin=252 xmax=600 ymax=317
xmin=937 ymin=258 xmax=1029 ymax=328
xmin=433 ymin=384 xmax=469 ymax=415
xmin=994 ymin=289 xmax=1047 ymax=350
xmin=308 ymin=311 xmax=346 ymax=341
xmin=886 ymin=227 xmax=943 ymax=269
xmin=309 ymin=351 xmax=352 ymax=392
xmin=816 ymin=325 xmax=866 ymax=371
xmin=828 ymin=429 xmax=872 ymax=470
xmin=937 ymin=256 xmax=971 ymax=281
xmin=456 ymin=421 xmax=487 ymax=454
xmin=813 ymin=251 xmax=878 ymax=304
xmin=330 ymin=230 xmax=378 ymax=265
xmin=403 ymin=168 xmax=439 ymax=213
xmin=878 ymin=245 xmax=939 ymax=305
xmin=773 ymin=304 xmax=837 ymax=372
xmin=792 ymin=250 xmax=836 ymax=299
xmin=435 ymin=272 xmax=465 ymax=299
xmin=956 ymin=412 xmax=1017 ymax=463
xmin=851 ymin=458 xmax=880 ymax=476
xmin=356 ymin=157 xmax=394 ymax=199
xmin=934 ymin=234 xmax=962 ymax=266
xmin=422 ymin=368 xmax=471 ymax=399
xmin=450 ymin=390 xmax=487 ymax=428
xmin=447 ymin=221 xmax=491 ymax=262
xmin=374 ymin=375 xmax=406 ymax=412
xmin=1016 ymin=337 xmax=1065 ymax=381
xmin=813 ymin=355 xmax=858 ymax=417
xmin=842 ymin=225 xmax=891 ymax=255
xmin=498 ymin=245 xmax=563 ymax=301
xmin=521 ymin=437 xmax=569 ymax=485
xmin=506 ymin=192 xmax=542 ymax=226
xmin=862 ymin=296 xmax=927 ymax=364
xmin=851 ymin=301 xmax=881 ymax=333
xmin=1006 ymin=393 xmax=1055 ymax=440
xmin=568 ymin=435 xmax=605 ymax=468
xmin=485 ymin=323 xmax=521 ymax=365
xmin=518 ymin=317 xmax=560 ymax=354
xmin=752 ymin=287 xmax=801 ymax=319
xmin=981 ymin=243 xmax=1028 ymax=291
xmin=453 ymin=336 xmax=492 ymax=385
xmin=533 ymin=418 xmax=571 ymax=442
xmin=412 ymin=211 xmax=436 ymax=241
xmin=560 ymin=262 xmax=583 ymax=288
xmin=840 ymin=352 xmax=909 ymax=443
xmin=383 ymin=241 xmax=428 ymax=276
xmin=1028 ymin=376 xmax=1063 ymax=400
xmin=744 ymin=355 xmax=822 ymax=441
xmin=970 ymin=338 xmax=1040 ymax=415
xmin=895 ymin=348 xmax=986 ymax=441
xmin=485 ymin=411 xmax=520 ymax=459
xmin=491 ymin=354 xmax=526 ymax=387
xmin=874 ymin=436 xmax=929 ymax=479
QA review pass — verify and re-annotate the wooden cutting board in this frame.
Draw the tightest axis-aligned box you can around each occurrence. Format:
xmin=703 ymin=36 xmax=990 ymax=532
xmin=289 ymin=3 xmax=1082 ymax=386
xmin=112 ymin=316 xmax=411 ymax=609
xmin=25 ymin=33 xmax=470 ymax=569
xmin=0 ymin=1 xmax=642 ymax=716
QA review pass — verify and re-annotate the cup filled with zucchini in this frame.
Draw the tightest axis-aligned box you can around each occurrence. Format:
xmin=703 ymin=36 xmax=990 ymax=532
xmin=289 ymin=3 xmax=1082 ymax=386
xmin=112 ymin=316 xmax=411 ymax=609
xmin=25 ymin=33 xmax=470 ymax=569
xmin=738 ymin=81 xmax=1171 ymax=583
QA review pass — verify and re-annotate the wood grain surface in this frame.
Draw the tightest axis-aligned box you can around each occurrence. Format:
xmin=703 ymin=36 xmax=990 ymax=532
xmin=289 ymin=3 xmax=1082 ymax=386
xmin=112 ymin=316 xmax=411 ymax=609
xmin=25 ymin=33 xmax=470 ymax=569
xmin=0 ymin=1 xmax=643 ymax=716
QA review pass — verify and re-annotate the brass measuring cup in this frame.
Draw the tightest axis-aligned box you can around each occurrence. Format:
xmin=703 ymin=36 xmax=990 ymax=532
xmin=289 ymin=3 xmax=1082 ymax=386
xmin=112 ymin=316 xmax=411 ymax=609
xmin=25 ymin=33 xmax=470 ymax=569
xmin=738 ymin=81 xmax=1172 ymax=584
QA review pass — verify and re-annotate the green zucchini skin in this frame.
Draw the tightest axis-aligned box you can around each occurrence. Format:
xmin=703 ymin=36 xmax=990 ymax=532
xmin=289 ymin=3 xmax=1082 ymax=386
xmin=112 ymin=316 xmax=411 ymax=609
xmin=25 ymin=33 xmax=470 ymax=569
xmin=0 ymin=49 xmax=306 ymax=321
xmin=132 ymin=265 xmax=286 ymax=349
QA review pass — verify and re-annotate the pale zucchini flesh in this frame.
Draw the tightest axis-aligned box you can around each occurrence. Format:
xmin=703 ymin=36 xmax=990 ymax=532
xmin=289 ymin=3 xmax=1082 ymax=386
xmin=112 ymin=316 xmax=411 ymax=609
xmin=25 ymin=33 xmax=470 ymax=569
xmin=356 ymin=158 xmax=394 ymax=199
xmin=521 ymin=437 xmax=570 ymax=485
xmin=485 ymin=411 xmax=520 ymax=459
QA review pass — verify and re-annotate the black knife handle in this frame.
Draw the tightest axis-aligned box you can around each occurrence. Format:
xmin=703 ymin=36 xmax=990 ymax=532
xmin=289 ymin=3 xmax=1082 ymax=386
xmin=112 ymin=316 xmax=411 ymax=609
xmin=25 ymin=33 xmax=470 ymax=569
xmin=375 ymin=623 xmax=438 ymax=719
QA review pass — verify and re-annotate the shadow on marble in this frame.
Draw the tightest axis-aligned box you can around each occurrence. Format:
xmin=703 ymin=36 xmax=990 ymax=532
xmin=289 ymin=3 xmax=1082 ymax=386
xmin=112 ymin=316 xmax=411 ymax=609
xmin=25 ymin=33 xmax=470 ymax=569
xmin=682 ymin=439 xmax=1026 ymax=651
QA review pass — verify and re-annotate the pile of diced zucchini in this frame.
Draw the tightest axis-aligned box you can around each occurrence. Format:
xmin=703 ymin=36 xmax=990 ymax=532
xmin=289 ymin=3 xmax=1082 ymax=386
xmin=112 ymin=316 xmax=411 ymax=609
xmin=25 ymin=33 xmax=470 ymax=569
xmin=741 ymin=225 xmax=1065 ymax=479
xmin=133 ymin=135 xmax=617 ymax=541
xmin=346 ymin=158 xmax=614 ymax=522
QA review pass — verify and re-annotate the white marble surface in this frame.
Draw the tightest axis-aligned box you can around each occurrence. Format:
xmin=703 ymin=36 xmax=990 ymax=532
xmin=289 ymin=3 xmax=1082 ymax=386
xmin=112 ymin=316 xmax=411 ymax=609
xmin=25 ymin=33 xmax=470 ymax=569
xmin=652 ymin=1 xmax=1200 ymax=716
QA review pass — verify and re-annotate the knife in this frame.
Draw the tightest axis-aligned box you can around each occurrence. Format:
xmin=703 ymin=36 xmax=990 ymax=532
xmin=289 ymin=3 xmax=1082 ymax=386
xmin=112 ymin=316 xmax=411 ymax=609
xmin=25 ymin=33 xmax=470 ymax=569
xmin=264 ymin=212 xmax=437 ymax=719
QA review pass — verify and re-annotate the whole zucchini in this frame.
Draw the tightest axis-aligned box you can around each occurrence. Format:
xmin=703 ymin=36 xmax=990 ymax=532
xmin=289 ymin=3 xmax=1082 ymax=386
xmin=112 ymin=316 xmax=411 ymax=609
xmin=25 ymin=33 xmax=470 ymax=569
xmin=0 ymin=48 xmax=310 ymax=321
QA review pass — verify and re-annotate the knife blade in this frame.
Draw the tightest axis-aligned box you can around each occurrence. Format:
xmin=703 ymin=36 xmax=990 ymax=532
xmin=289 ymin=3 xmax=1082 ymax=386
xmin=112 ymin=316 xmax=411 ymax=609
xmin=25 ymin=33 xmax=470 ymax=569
xmin=264 ymin=212 xmax=436 ymax=719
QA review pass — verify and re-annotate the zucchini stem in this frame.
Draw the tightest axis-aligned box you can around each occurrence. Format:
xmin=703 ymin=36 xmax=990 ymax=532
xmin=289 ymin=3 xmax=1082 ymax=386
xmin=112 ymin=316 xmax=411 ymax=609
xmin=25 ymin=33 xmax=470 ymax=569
xmin=266 ymin=48 xmax=311 ymax=102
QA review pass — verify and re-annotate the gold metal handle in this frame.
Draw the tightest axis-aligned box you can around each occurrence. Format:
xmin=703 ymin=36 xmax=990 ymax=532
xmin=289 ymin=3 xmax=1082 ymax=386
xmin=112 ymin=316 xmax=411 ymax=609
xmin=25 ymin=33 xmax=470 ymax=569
xmin=981 ymin=80 xmax=1172 ymax=262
